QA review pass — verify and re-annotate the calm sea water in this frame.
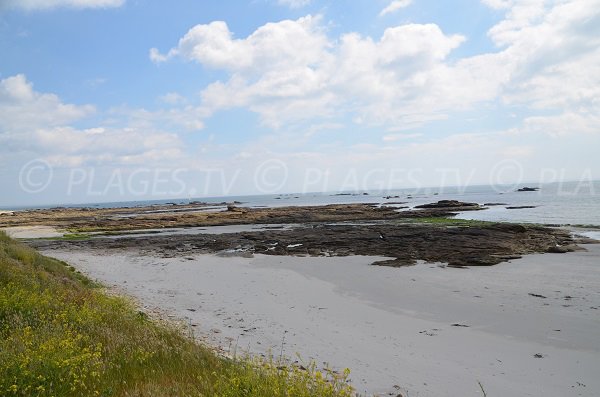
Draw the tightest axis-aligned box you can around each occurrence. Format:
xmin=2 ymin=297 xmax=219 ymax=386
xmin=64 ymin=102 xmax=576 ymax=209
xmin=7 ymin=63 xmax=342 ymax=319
xmin=4 ymin=181 xmax=600 ymax=227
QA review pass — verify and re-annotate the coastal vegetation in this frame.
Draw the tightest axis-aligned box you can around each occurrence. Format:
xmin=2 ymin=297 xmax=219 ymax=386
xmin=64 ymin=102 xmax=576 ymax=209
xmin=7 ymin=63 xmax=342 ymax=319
xmin=0 ymin=232 xmax=355 ymax=397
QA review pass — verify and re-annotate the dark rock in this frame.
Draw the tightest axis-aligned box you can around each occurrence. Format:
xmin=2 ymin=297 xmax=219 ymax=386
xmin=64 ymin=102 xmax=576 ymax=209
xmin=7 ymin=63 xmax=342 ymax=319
xmin=492 ymin=223 xmax=527 ymax=233
xmin=528 ymin=293 xmax=547 ymax=298
xmin=547 ymin=245 xmax=576 ymax=253
xmin=506 ymin=205 xmax=537 ymax=210
xmin=491 ymin=254 xmax=523 ymax=261
xmin=399 ymin=200 xmax=485 ymax=218
xmin=517 ymin=187 xmax=539 ymax=192
xmin=226 ymin=204 xmax=246 ymax=213
xmin=32 ymin=217 xmax=577 ymax=270
xmin=415 ymin=200 xmax=480 ymax=209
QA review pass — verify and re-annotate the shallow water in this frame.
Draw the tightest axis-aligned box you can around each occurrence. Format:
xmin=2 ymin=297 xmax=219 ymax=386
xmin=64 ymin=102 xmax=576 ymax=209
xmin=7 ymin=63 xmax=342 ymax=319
xmin=4 ymin=181 xmax=600 ymax=226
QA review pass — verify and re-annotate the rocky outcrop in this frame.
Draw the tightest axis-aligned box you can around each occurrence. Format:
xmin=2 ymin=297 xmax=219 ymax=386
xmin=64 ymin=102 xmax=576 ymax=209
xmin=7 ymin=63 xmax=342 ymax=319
xmin=31 ymin=220 xmax=579 ymax=268
xmin=398 ymin=200 xmax=485 ymax=218
xmin=0 ymin=204 xmax=408 ymax=231
xmin=415 ymin=200 xmax=480 ymax=209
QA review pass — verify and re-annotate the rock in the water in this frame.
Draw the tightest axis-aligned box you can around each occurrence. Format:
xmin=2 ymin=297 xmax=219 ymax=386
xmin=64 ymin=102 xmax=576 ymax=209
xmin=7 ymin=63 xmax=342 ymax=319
xmin=517 ymin=187 xmax=539 ymax=192
xmin=403 ymin=200 xmax=485 ymax=217
xmin=415 ymin=200 xmax=480 ymax=209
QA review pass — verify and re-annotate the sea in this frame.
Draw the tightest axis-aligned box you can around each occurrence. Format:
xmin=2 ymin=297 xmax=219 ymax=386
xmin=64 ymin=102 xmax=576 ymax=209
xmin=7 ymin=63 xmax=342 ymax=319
xmin=3 ymin=181 xmax=600 ymax=230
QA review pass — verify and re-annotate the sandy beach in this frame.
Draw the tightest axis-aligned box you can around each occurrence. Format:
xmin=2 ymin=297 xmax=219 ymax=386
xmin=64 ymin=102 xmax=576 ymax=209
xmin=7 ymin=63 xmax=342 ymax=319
xmin=5 ymin=3 xmax=600 ymax=395
xmin=44 ymin=245 xmax=600 ymax=397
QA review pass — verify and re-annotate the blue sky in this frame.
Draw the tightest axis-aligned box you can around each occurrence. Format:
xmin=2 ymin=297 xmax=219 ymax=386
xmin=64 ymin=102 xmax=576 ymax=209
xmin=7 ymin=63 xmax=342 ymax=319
xmin=0 ymin=0 xmax=599 ymax=206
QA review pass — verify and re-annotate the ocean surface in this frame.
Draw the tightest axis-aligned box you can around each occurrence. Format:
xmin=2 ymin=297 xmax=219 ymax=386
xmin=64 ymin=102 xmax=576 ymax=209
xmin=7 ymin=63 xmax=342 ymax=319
xmin=4 ymin=181 xmax=600 ymax=227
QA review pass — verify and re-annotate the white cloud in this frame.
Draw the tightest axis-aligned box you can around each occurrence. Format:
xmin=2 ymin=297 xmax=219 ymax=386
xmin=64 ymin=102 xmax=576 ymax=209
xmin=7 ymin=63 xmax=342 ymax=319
xmin=110 ymin=105 xmax=208 ymax=131
xmin=501 ymin=145 xmax=534 ymax=158
xmin=382 ymin=133 xmax=423 ymax=142
xmin=0 ymin=74 xmax=95 ymax=132
xmin=522 ymin=111 xmax=600 ymax=137
xmin=490 ymin=0 xmax=600 ymax=109
xmin=149 ymin=47 xmax=169 ymax=63
xmin=153 ymin=16 xmax=471 ymax=129
xmin=150 ymin=16 xmax=328 ymax=72
xmin=150 ymin=1 xmax=599 ymax=137
xmin=0 ymin=74 xmax=187 ymax=169
xmin=476 ymin=0 xmax=600 ymax=141
xmin=481 ymin=0 xmax=513 ymax=9
xmin=379 ymin=0 xmax=412 ymax=17
xmin=30 ymin=126 xmax=185 ymax=167
xmin=159 ymin=92 xmax=186 ymax=105
xmin=277 ymin=0 xmax=311 ymax=8
xmin=1 ymin=0 xmax=125 ymax=10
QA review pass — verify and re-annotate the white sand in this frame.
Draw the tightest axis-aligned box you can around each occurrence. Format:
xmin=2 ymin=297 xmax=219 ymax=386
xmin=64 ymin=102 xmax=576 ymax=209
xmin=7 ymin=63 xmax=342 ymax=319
xmin=44 ymin=247 xmax=600 ymax=397
xmin=3 ymin=226 xmax=62 ymax=239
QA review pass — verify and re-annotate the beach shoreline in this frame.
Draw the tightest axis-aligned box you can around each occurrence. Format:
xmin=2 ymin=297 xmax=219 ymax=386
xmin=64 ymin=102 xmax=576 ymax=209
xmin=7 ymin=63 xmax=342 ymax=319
xmin=40 ymin=245 xmax=600 ymax=396
xmin=5 ymin=200 xmax=600 ymax=395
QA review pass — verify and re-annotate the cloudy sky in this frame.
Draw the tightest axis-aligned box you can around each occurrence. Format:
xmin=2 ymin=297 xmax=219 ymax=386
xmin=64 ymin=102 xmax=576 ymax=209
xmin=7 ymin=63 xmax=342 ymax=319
xmin=0 ymin=0 xmax=598 ymax=206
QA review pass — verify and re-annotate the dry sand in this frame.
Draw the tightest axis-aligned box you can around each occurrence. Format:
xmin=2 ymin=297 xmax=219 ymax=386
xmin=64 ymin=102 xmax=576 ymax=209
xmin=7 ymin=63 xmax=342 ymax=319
xmin=3 ymin=226 xmax=63 ymax=239
xmin=44 ymin=246 xmax=600 ymax=397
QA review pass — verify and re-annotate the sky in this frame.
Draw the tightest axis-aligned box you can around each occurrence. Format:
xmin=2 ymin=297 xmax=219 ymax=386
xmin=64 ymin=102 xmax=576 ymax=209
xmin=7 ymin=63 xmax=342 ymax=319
xmin=0 ymin=0 xmax=599 ymax=206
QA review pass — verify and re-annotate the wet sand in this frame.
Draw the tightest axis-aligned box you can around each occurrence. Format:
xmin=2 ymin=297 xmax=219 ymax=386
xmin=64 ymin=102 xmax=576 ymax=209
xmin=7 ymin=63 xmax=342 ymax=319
xmin=44 ymin=245 xmax=600 ymax=397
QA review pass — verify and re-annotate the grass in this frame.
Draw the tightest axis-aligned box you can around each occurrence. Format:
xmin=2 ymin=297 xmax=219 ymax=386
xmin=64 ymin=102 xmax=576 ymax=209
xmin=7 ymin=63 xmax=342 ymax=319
xmin=41 ymin=233 xmax=92 ymax=241
xmin=0 ymin=231 xmax=355 ymax=397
